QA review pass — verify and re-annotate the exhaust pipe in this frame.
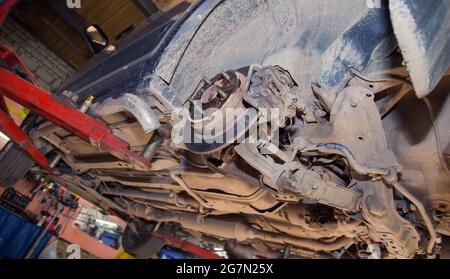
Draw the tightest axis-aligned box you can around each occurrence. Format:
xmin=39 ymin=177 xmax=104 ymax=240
xmin=115 ymin=198 xmax=353 ymax=252
xmin=89 ymin=93 xmax=160 ymax=133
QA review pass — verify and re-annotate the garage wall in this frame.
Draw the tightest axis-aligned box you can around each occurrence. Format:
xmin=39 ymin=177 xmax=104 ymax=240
xmin=0 ymin=17 xmax=75 ymax=91
xmin=75 ymin=0 xmax=147 ymax=41
xmin=0 ymin=180 xmax=123 ymax=259
xmin=13 ymin=0 xmax=192 ymax=69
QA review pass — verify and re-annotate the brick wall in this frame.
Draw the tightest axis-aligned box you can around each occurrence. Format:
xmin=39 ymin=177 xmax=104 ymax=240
xmin=0 ymin=17 xmax=75 ymax=91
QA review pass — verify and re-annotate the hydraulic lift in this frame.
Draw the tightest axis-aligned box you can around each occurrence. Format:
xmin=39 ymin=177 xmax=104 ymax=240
xmin=0 ymin=45 xmax=151 ymax=173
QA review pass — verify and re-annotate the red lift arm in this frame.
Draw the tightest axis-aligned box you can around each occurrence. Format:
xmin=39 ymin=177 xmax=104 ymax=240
xmin=0 ymin=46 xmax=150 ymax=171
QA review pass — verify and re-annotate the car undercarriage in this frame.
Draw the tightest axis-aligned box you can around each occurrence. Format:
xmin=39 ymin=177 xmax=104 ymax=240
xmin=30 ymin=61 xmax=449 ymax=258
xmin=2 ymin=0 xmax=449 ymax=259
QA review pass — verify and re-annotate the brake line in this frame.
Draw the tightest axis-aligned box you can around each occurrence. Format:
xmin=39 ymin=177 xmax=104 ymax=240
xmin=170 ymin=171 xmax=212 ymax=210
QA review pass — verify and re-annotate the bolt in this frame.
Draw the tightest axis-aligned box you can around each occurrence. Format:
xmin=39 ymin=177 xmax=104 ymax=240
xmin=216 ymin=88 xmax=227 ymax=98
xmin=221 ymin=71 xmax=231 ymax=81
xmin=202 ymin=76 xmax=212 ymax=86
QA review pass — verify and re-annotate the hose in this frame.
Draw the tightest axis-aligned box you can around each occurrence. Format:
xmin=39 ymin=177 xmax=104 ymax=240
xmin=423 ymin=97 xmax=450 ymax=175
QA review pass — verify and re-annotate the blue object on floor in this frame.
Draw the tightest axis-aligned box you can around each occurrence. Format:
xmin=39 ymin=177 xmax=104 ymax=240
xmin=0 ymin=206 xmax=52 ymax=259
xmin=99 ymin=231 xmax=121 ymax=249
xmin=159 ymin=248 xmax=187 ymax=259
